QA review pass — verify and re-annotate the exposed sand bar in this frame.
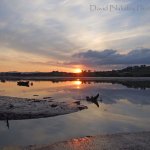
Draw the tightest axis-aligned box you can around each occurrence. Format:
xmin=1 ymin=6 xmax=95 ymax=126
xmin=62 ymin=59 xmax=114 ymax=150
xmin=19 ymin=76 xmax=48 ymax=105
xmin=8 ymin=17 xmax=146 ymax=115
xmin=3 ymin=132 xmax=150 ymax=150
xmin=0 ymin=96 xmax=87 ymax=120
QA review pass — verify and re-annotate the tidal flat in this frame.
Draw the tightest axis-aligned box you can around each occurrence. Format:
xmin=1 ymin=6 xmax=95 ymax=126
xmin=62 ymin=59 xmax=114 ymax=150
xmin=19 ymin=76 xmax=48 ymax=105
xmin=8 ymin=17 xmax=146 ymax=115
xmin=0 ymin=96 xmax=87 ymax=120
xmin=5 ymin=131 xmax=150 ymax=150
xmin=0 ymin=78 xmax=150 ymax=149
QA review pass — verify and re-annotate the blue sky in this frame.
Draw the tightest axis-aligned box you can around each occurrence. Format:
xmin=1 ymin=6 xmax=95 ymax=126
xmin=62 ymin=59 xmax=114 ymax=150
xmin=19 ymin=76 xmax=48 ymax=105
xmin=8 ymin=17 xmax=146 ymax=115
xmin=0 ymin=0 xmax=150 ymax=72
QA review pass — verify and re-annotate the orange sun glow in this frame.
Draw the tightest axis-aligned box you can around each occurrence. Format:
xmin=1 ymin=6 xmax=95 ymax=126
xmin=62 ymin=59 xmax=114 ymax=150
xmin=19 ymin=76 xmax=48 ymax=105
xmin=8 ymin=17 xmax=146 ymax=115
xmin=74 ymin=68 xmax=82 ymax=73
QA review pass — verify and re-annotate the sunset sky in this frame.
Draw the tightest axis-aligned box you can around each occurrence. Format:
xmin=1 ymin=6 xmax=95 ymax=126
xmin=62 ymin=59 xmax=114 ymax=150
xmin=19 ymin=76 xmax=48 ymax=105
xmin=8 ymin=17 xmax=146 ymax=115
xmin=0 ymin=0 xmax=150 ymax=72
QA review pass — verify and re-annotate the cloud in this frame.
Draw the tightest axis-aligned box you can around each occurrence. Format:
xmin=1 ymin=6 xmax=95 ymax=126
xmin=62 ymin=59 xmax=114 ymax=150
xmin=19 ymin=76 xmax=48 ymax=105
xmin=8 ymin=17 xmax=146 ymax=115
xmin=70 ymin=48 xmax=150 ymax=68
xmin=0 ymin=0 xmax=150 ymax=56
xmin=0 ymin=0 xmax=150 ymax=71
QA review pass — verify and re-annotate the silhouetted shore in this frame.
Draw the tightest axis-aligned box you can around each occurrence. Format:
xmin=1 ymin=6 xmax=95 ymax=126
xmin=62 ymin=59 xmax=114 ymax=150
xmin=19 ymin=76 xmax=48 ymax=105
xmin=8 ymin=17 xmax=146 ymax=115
xmin=1 ymin=65 xmax=150 ymax=78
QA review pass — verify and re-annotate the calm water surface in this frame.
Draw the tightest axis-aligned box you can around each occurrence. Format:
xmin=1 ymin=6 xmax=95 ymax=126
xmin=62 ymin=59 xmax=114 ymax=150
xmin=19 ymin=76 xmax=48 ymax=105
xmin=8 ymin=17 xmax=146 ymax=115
xmin=0 ymin=79 xmax=150 ymax=147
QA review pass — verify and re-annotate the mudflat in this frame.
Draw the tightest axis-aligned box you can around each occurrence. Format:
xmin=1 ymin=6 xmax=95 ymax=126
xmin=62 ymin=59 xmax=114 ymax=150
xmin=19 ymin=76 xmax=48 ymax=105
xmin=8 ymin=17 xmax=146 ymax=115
xmin=0 ymin=96 xmax=87 ymax=120
xmin=3 ymin=132 xmax=150 ymax=150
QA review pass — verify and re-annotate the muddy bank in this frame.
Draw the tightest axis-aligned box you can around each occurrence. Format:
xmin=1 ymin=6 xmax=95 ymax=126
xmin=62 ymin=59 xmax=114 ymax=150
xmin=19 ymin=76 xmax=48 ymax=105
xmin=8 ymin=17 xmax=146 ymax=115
xmin=2 ymin=131 xmax=150 ymax=150
xmin=0 ymin=96 xmax=87 ymax=120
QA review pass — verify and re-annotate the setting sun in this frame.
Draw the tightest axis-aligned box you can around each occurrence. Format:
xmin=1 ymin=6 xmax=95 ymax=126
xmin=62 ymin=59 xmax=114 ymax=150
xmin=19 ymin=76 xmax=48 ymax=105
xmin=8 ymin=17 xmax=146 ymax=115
xmin=74 ymin=68 xmax=82 ymax=73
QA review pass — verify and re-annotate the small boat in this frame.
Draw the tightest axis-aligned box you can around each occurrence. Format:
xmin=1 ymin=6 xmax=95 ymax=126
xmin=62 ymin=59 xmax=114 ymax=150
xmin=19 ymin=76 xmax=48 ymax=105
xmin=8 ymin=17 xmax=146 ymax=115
xmin=17 ymin=81 xmax=30 ymax=87
xmin=1 ymin=79 xmax=6 ymax=83
xmin=86 ymin=93 xmax=99 ymax=102
xmin=86 ymin=93 xmax=100 ymax=107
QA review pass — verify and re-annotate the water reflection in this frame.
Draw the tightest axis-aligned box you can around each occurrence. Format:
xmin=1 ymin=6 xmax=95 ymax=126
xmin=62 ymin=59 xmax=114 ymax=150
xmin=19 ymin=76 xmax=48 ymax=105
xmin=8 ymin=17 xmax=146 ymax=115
xmin=0 ymin=79 xmax=150 ymax=147
xmin=6 ymin=119 xmax=9 ymax=129
xmin=1 ymin=78 xmax=150 ymax=89
xmin=73 ymin=80 xmax=82 ymax=89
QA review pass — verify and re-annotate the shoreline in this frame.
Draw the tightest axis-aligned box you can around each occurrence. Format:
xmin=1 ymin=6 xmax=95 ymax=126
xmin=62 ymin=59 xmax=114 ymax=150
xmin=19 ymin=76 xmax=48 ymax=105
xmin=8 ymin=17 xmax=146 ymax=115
xmin=2 ymin=131 xmax=150 ymax=150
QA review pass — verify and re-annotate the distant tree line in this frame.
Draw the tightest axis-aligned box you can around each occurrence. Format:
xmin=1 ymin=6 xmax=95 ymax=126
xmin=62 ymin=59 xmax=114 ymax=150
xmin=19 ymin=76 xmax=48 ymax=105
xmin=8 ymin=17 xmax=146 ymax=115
xmin=79 ymin=65 xmax=150 ymax=77
xmin=0 ymin=65 xmax=150 ymax=77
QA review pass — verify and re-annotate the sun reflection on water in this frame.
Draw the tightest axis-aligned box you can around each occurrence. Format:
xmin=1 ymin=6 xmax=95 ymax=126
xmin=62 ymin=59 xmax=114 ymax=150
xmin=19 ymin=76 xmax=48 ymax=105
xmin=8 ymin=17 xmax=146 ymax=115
xmin=73 ymin=80 xmax=82 ymax=89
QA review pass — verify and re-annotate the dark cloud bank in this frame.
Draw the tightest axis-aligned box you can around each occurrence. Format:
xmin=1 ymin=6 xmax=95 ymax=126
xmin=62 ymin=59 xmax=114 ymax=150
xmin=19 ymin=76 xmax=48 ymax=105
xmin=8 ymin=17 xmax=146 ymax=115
xmin=71 ymin=48 xmax=150 ymax=67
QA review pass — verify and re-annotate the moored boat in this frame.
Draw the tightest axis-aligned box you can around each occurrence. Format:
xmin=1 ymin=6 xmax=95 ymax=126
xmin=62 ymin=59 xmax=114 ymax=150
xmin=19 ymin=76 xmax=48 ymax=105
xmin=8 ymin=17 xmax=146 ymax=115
xmin=17 ymin=81 xmax=30 ymax=87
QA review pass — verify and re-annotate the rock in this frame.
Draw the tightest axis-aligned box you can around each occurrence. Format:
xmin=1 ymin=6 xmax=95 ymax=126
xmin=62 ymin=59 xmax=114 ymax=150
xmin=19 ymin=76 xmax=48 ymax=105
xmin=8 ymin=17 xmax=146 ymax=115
xmin=43 ymin=97 xmax=52 ymax=99
xmin=9 ymin=104 xmax=14 ymax=109
xmin=78 ymin=106 xmax=88 ymax=110
xmin=74 ymin=101 xmax=80 ymax=105
xmin=51 ymin=104 xmax=58 ymax=108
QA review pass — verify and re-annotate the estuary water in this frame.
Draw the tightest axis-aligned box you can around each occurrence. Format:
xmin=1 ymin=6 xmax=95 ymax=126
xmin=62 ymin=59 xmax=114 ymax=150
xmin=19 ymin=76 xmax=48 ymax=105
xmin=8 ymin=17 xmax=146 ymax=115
xmin=0 ymin=78 xmax=150 ymax=147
